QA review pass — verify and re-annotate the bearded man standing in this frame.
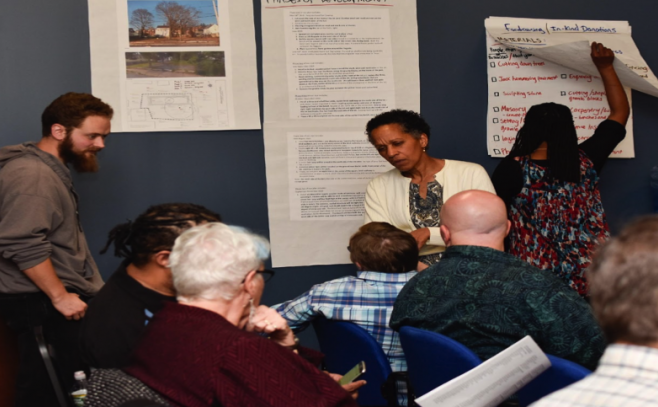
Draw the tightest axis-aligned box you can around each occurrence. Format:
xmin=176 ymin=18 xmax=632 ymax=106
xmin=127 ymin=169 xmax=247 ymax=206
xmin=0 ymin=92 xmax=113 ymax=407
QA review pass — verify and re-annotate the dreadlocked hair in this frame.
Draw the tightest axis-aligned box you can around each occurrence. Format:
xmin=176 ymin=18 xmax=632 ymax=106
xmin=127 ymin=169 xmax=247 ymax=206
xmin=100 ymin=203 xmax=222 ymax=267
xmin=509 ymin=102 xmax=581 ymax=183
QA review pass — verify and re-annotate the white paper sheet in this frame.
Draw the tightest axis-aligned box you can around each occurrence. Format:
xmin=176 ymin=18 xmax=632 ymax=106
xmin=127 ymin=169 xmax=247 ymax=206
xmin=415 ymin=336 xmax=551 ymax=407
xmin=287 ymin=131 xmax=392 ymax=221
xmin=483 ymin=17 xmax=658 ymax=158
xmin=88 ymin=0 xmax=261 ymax=132
xmin=486 ymin=17 xmax=658 ymax=96
xmin=283 ymin=8 xmax=396 ymax=119
xmin=261 ymin=0 xmax=420 ymax=267
xmin=265 ymin=124 xmax=395 ymax=267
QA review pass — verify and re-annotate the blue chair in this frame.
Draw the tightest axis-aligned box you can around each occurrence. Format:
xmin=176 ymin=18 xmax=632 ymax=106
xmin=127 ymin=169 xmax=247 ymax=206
xmin=517 ymin=354 xmax=590 ymax=406
xmin=398 ymin=326 xmax=482 ymax=398
xmin=312 ymin=317 xmax=400 ymax=406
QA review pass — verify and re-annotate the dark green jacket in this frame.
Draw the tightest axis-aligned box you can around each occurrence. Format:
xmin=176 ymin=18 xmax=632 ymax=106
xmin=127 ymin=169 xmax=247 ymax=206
xmin=390 ymin=245 xmax=605 ymax=370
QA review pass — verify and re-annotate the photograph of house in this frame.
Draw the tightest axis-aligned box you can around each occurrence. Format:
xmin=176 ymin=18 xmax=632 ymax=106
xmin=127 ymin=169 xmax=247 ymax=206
xmin=128 ymin=0 xmax=220 ymax=47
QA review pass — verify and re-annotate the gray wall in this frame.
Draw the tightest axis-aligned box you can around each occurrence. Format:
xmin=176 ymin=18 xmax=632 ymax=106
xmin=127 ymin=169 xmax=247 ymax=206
xmin=1 ymin=0 xmax=657 ymax=348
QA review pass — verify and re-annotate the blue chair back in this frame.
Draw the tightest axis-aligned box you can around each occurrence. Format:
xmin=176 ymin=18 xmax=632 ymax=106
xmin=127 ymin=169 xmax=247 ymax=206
xmin=517 ymin=354 xmax=591 ymax=406
xmin=312 ymin=317 xmax=394 ymax=406
xmin=398 ymin=326 xmax=482 ymax=398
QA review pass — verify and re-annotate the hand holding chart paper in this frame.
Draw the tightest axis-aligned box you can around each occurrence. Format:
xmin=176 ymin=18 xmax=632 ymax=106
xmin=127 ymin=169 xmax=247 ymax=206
xmin=483 ymin=17 xmax=657 ymax=157
xmin=415 ymin=336 xmax=551 ymax=407
xmin=486 ymin=17 xmax=658 ymax=97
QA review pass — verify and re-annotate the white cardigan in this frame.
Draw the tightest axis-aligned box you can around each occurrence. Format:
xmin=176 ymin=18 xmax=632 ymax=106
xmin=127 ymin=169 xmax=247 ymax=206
xmin=364 ymin=159 xmax=496 ymax=256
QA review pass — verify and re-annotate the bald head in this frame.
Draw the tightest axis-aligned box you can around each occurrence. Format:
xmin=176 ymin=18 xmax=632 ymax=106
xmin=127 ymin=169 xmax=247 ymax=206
xmin=440 ymin=190 xmax=510 ymax=250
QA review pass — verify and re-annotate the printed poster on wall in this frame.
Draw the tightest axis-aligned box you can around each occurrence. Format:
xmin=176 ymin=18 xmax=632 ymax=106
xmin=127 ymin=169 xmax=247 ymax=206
xmin=485 ymin=17 xmax=658 ymax=158
xmin=262 ymin=0 xmax=420 ymax=268
xmin=88 ymin=0 xmax=261 ymax=132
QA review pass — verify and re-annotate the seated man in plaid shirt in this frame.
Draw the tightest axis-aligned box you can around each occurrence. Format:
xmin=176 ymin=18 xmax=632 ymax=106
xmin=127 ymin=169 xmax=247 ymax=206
xmin=273 ymin=222 xmax=418 ymax=405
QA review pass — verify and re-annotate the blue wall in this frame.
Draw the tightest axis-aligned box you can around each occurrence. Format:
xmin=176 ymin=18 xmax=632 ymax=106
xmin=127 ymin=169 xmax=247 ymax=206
xmin=1 ymin=0 xmax=657 ymax=348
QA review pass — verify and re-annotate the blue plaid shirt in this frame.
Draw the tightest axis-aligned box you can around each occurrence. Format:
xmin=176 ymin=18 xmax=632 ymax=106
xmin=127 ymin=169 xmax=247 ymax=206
xmin=273 ymin=271 xmax=416 ymax=404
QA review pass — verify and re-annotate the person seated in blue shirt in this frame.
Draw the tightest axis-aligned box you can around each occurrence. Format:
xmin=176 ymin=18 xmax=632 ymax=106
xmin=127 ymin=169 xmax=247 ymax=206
xmin=273 ymin=222 xmax=418 ymax=405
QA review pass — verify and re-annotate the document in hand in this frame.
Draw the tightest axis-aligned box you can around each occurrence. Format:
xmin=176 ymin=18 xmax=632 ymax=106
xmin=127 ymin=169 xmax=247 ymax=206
xmin=414 ymin=336 xmax=550 ymax=407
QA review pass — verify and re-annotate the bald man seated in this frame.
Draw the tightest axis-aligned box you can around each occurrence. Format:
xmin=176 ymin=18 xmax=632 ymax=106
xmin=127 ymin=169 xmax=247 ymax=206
xmin=390 ymin=190 xmax=605 ymax=370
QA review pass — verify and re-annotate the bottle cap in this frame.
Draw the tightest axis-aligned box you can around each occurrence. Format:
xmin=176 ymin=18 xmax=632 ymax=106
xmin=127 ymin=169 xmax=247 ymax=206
xmin=74 ymin=371 xmax=86 ymax=380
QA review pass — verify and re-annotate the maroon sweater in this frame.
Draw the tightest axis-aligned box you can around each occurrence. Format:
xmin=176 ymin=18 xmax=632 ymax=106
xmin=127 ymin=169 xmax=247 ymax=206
xmin=126 ymin=303 xmax=356 ymax=407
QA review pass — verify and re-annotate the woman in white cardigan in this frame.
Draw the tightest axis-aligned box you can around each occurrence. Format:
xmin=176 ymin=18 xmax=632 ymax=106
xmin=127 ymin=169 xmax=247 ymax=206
xmin=364 ymin=110 xmax=495 ymax=269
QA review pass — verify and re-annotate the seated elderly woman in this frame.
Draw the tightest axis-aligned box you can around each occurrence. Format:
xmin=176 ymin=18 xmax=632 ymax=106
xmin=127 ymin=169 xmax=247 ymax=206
xmin=125 ymin=223 xmax=360 ymax=407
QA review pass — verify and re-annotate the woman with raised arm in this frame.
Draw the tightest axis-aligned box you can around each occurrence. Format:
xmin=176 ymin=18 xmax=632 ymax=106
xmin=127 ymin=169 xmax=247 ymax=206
xmin=492 ymin=42 xmax=630 ymax=297
xmin=364 ymin=110 xmax=496 ymax=270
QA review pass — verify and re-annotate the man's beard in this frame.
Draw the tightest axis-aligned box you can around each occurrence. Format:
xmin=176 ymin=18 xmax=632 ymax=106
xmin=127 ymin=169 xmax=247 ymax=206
xmin=58 ymin=135 xmax=100 ymax=173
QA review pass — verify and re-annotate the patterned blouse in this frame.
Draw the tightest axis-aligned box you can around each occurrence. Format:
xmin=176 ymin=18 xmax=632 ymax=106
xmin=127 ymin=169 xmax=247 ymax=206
xmin=508 ymin=151 xmax=609 ymax=297
xmin=409 ymin=178 xmax=443 ymax=266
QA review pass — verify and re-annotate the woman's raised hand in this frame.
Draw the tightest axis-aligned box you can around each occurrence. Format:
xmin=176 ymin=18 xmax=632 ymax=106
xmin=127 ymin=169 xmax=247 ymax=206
xmin=591 ymin=41 xmax=615 ymax=70
xmin=590 ymin=41 xmax=629 ymax=125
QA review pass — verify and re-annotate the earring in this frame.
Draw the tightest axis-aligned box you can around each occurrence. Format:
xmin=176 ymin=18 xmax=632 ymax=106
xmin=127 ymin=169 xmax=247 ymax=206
xmin=245 ymin=298 xmax=256 ymax=330
xmin=248 ymin=298 xmax=255 ymax=316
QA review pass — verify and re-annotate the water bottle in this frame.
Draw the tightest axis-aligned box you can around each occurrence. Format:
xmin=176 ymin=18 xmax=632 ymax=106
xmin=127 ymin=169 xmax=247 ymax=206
xmin=70 ymin=370 xmax=88 ymax=406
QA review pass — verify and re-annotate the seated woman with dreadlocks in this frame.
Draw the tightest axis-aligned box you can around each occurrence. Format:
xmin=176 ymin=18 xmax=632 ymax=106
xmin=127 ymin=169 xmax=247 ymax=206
xmin=491 ymin=42 xmax=630 ymax=298
xmin=79 ymin=203 xmax=221 ymax=368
